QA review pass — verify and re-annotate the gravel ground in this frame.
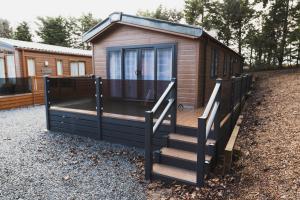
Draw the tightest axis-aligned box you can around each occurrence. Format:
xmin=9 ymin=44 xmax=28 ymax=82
xmin=0 ymin=106 xmax=146 ymax=200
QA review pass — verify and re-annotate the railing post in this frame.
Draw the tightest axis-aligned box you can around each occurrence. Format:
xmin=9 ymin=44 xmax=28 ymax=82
xmin=230 ymin=76 xmax=236 ymax=131
xmin=145 ymin=111 xmax=153 ymax=180
xmin=214 ymin=78 xmax=222 ymax=158
xmin=95 ymin=77 xmax=103 ymax=140
xmin=196 ymin=117 xmax=206 ymax=186
xmin=44 ymin=76 xmax=50 ymax=130
xmin=170 ymin=78 xmax=177 ymax=133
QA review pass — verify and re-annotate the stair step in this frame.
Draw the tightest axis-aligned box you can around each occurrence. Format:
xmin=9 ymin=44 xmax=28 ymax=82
xmin=160 ymin=147 xmax=212 ymax=163
xmin=152 ymin=163 xmax=196 ymax=184
xmin=169 ymin=133 xmax=197 ymax=144
xmin=168 ymin=133 xmax=216 ymax=152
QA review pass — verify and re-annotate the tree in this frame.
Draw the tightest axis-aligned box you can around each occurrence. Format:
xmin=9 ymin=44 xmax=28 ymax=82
xmin=14 ymin=22 xmax=32 ymax=41
xmin=78 ymin=13 xmax=100 ymax=49
xmin=137 ymin=5 xmax=183 ymax=23
xmin=184 ymin=0 xmax=207 ymax=25
xmin=0 ymin=19 xmax=13 ymax=38
xmin=36 ymin=16 xmax=71 ymax=47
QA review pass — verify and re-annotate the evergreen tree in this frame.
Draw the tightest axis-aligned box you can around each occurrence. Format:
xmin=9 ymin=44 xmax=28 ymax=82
xmin=0 ymin=19 xmax=13 ymax=38
xmin=14 ymin=22 xmax=32 ymax=41
xmin=36 ymin=16 xmax=71 ymax=47
xmin=137 ymin=5 xmax=183 ymax=23
xmin=184 ymin=0 xmax=207 ymax=25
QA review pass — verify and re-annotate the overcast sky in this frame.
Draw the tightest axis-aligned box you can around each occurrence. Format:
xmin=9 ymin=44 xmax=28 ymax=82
xmin=1 ymin=0 xmax=184 ymax=28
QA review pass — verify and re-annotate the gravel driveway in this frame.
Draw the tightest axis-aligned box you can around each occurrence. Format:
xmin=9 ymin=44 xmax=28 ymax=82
xmin=0 ymin=106 xmax=146 ymax=200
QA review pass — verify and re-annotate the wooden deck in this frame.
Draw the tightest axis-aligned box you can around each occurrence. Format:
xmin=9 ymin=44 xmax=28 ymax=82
xmin=50 ymin=106 xmax=204 ymax=128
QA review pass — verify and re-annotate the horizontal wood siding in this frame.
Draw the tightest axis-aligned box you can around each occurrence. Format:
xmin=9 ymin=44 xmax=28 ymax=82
xmin=102 ymin=116 xmax=170 ymax=149
xmin=49 ymin=110 xmax=100 ymax=139
xmin=92 ymin=24 xmax=200 ymax=108
xmin=200 ymin=37 xmax=243 ymax=104
xmin=0 ymin=93 xmax=34 ymax=110
xmin=19 ymin=50 xmax=93 ymax=77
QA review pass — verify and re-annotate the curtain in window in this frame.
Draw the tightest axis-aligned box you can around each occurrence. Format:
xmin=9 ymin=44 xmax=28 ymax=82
xmin=124 ymin=50 xmax=138 ymax=80
xmin=0 ymin=58 xmax=5 ymax=78
xmin=141 ymin=49 xmax=155 ymax=100
xmin=6 ymin=55 xmax=16 ymax=78
xmin=27 ymin=59 xmax=36 ymax=76
xmin=124 ymin=50 xmax=138 ymax=99
xmin=109 ymin=51 xmax=122 ymax=97
xmin=70 ymin=62 xmax=78 ymax=76
xmin=109 ymin=51 xmax=121 ymax=79
xmin=157 ymin=48 xmax=172 ymax=80
xmin=56 ymin=61 xmax=63 ymax=76
xmin=78 ymin=62 xmax=85 ymax=76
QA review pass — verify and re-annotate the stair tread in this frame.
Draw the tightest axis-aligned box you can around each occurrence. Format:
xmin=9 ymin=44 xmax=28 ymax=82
xmin=169 ymin=133 xmax=216 ymax=146
xmin=160 ymin=147 xmax=212 ymax=163
xmin=152 ymin=163 xmax=196 ymax=184
xmin=169 ymin=133 xmax=197 ymax=143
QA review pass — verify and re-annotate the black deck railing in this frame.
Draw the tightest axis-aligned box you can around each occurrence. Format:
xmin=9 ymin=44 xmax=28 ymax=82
xmin=144 ymin=78 xmax=177 ymax=180
xmin=197 ymin=79 xmax=222 ymax=186
xmin=0 ymin=77 xmax=32 ymax=95
xmin=196 ymin=74 xmax=253 ymax=186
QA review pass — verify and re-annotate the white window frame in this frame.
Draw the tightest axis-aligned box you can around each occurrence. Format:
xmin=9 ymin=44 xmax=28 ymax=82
xmin=70 ymin=61 xmax=85 ymax=76
xmin=56 ymin=60 xmax=63 ymax=76
xmin=27 ymin=58 xmax=36 ymax=77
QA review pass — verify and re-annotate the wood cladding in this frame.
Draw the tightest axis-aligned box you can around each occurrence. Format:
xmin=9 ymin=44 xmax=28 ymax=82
xmin=18 ymin=50 xmax=93 ymax=77
xmin=92 ymin=24 xmax=200 ymax=108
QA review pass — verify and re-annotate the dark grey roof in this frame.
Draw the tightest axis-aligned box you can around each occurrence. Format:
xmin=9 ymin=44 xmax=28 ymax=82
xmin=82 ymin=12 xmax=242 ymax=58
xmin=83 ymin=12 xmax=203 ymax=42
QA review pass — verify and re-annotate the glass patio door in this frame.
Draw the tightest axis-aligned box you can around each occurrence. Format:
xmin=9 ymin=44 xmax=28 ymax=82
xmin=141 ymin=49 xmax=155 ymax=101
xmin=0 ymin=58 xmax=5 ymax=78
xmin=124 ymin=49 xmax=138 ymax=99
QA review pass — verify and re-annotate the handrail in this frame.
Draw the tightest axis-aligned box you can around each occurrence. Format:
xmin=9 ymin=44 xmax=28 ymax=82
xmin=153 ymin=98 xmax=175 ymax=133
xmin=202 ymin=82 xmax=221 ymax=119
xmin=205 ymin=101 xmax=219 ymax=137
xmin=151 ymin=81 xmax=175 ymax=113
xmin=145 ymin=78 xmax=177 ymax=180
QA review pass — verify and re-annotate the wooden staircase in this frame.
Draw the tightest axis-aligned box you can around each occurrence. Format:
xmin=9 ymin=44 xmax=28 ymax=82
xmin=152 ymin=131 xmax=216 ymax=185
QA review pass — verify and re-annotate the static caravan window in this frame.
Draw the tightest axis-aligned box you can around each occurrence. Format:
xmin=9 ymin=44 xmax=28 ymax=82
xmin=223 ymin=54 xmax=229 ymax=76
xmin=157 ymin=48 xmax=172 ymax=80
xmin=56 ymin=60 xmax=63 ymax=76
xmin=230 ymin=56 xmax=234 ymax=75
xmin=27 ymin=58 xmax=36 ymax=76
xmin=210 ymin=48 xmax=219 ymax=78
xmin=6 ymin=55 xmax=16 ymax=78
xmin=70 ymin=62 xmax=85 ymax=76
xmin=0 ymin=57 xmax=5 ymax=78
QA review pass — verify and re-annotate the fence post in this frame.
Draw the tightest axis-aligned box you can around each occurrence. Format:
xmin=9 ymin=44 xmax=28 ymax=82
xmin=145 ymin=111 xmax=153 ymax=180
xmin=196 ymin=117 xmax=206 ymax=187
xmin=95 ymin=77 xmax=103 ymax=140
xmin=170 ymin=78 xmax=177 ymax=133
xmin=44 ymin=76 xmax=50 ymax=130
xmin=230 ymin=76 xmax=236 ymax=131
xmin=214 ymin=78 xmax=222 ymax=158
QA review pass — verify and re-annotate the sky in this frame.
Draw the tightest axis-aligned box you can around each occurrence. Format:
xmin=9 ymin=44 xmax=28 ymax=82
xmin=1 ymin=0 xmax=185 ymax=28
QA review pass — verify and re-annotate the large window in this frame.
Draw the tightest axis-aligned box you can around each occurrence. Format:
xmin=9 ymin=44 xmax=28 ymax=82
xmin=27 ymin=58 xmax=36 ymax=76
xmin=6 ymin=55 xmax=16 ymax=78
xmin=210 ymin=48 xmax=219 ymax=78
xmin=56 ymin=60 xmax=63 ymax=76
xmin=0 ymin=57 xmax=5 ymax=78
xmin=70 ymin=62 xmax=85 ymax=76
xmin=107 ymin=44 xmax=175 ymax=100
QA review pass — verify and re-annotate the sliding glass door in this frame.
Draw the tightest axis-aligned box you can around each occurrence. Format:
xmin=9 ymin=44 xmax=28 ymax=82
xmin=107 ymin=44 xmax=175 ymax=101
xmin=0 ymin=58 xmax=5 ymax=78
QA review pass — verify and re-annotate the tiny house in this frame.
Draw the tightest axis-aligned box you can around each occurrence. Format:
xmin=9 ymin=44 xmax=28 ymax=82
xmin=83 ymin=13 xmax=243 ymax=109
xmin=0 ymin=38 xmax=93 ymax=78
xmin=0 ymin=38 xmax=93 ymax=110
xmin=45 ymin=13 xmax=250 ymax=186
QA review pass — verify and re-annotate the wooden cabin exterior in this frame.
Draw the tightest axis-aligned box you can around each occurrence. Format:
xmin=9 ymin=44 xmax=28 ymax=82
xmin=0 ymin=38 xmax=93 ymax=110
xmin=83 ymin=13 xmax=243 ymax=109
xmin=0 ymin=38 xmax=93 ymax=78
xmin=44 ymin=13 xmax=250 ymax=186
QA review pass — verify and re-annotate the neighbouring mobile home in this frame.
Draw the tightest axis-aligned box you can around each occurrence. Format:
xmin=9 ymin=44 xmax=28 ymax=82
xmin=44 ymin=13 xmax=252 ymax=186
xmin=0 ymin=38 xmax=93 ymax=109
